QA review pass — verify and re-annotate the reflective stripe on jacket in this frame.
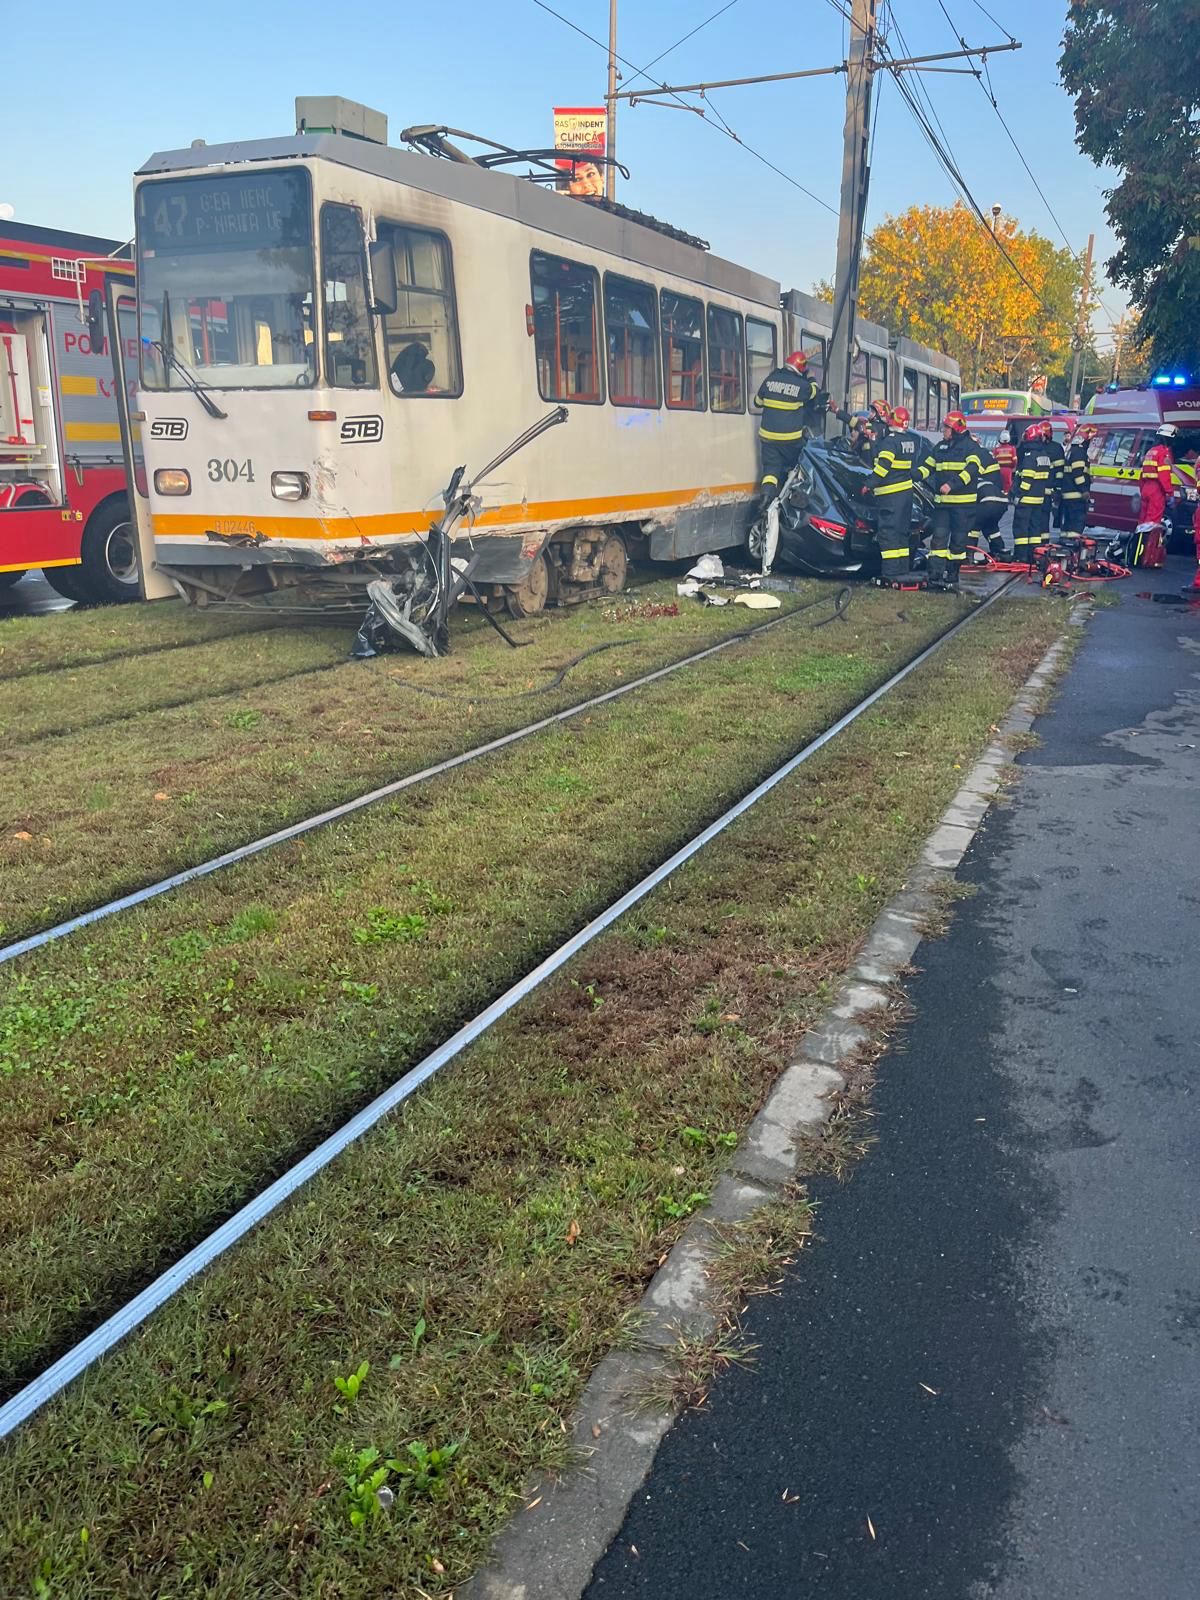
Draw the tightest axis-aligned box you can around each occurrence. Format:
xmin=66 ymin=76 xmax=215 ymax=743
xmin=1014 ymin=443 xmax=1054 ymax=505
xmin=755 ymin=368 xmax=821 ymax=442
xmin=1061 ymin=442 xmax=1091 ymax=501
xmin=868 ymin=428 xmax=918 ymax=495
xmin=1140 ymin=444 xmax=1175 ymax=494
xmin=917 ymin=437 xmax=980 ymax=504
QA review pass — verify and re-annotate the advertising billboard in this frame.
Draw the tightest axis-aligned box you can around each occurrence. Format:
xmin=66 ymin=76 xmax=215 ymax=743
xmin=553 ymin=107 xmax=607 ymax=196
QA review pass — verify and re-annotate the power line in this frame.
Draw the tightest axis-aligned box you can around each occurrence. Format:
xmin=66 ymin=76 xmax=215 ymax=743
xmin=530 ymin=0 xmax=839 ymax=215
xmin=966 ymin=0 xmax=1015 ymax=44
xmin=619 ymin=0 xmax=742 ymax=97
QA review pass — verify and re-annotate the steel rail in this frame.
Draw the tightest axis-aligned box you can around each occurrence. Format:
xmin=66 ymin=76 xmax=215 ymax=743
xmin=0 ymin=592 xmax=846 ymax=967
xmin=0 ymin=579 xmax=1014 ymax=1440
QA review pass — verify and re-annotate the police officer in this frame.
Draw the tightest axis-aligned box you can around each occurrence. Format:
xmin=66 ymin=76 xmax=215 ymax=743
xmin=755 ymin=351 xmax=827 ymax=502
xmin=1059 ymin=423 xmax=1095 ymax=535
xmin=1010 ymin=420 xmax=1056 ymax=565
xmin=970 ymin=434 xmax=1009 ymax=557
xmin=917 ymin=410 xmax=980 ymax=590
xmin=860 ymin=402 xmax=919 ymax=581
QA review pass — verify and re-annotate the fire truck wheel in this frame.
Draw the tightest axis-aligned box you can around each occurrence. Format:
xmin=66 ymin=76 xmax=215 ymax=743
xmin=0 ymin=570 xmax=26 ymax=590
xmin=43 ymin=566 xmax=94 ymax=604
xmin=78 ymin=497 xmax=140 ymax=604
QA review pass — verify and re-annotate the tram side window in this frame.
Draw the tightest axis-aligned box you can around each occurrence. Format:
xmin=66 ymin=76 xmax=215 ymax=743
xmin=947 ymin=380 xmax=960 ymax=411
xmin=377 ymin=222 xmax=462 ymax=397
xmin=320 ymin=204 xmax=378 ymax=389
xmin=868 ymin=354 xmax=887 ymax=408
xmin=604 ymin=274 xmax=659 ymax=407
xmin=902 ymin=366 xmax=918 ymax=423
xmin=800 ymin=331 xmax=826 ymax=385
xmin=849 ymin=350 xmax=868 ymax=413
xmin=707 ymin=305 xmax=745 ymax=413
xmin=927 ymin=376 xmax=941 ymax=428
xmin=531 ymin=251 xmax=602 ymax=403
xmin=746 ymin=317 xmax=777 ymax=400
xmin=661 ymin=290 xmax=706 ymax=411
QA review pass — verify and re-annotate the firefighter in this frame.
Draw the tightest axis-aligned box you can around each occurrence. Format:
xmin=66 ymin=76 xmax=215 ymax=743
xmin=993 ymin=430 xmax=1017 ymax=496
xmin=970 ymin=434 xmax=1009 ymax=557
xmin=1059 ymin=422 xmax=1096 ymax=535
xmin=755 ymin=351 xmax=827 ymax=502
xmin=1045 ymin=424 xmax=1067 ymax=529
xmin=1139 ymin=423 xmax=1177 ymax=527
xmin=826 ymin=400 xmax=876 ymax=459
xmin=1010 ymin=420 xmax=1056 ymax=566
xmin=860 ymin=401 xmax=919 ymax=581
xmin=917 ymin=410 xmax=980 ymax=590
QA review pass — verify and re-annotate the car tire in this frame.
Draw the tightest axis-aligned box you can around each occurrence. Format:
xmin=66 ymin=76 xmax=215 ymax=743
xmin=78 ymin=496 xmax=140 ymax=604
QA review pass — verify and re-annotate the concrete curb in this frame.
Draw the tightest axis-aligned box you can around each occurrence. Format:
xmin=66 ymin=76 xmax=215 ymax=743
xmin=465 ymin=604 xmax=1083 ymax=1600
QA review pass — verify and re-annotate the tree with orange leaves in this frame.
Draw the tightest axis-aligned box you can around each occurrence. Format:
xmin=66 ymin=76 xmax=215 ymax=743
xmin=826 ymin=202 xmax=1083 ymax=389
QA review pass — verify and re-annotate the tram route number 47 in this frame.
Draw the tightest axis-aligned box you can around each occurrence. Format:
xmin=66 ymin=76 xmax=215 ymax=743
xmin=207 ymin=457 xmax=255 ymax=483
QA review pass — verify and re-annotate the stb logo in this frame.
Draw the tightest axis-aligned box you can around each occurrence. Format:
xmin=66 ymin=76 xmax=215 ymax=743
xmin=341 ymin=415 xmax=383 ymax=444
xmin=150 ymin=417 xmax=188 ymax=440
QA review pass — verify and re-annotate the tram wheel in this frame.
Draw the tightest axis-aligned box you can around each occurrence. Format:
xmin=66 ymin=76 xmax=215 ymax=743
xmin=596 ymin=531 xmax=628 ymax=595
xmin=505 ymin=551 xmax=551 ymax=618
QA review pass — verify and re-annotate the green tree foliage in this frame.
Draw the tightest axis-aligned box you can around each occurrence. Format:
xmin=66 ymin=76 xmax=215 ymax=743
xmin=1060 ymin=0 xmax=1200 ymax=375
xmin=849 ymin=202 xmax=1080 ymax=388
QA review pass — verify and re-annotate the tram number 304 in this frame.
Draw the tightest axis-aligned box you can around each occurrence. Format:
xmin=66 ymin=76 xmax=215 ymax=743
xmin=207 ymin=457 xmax=255 ymax=484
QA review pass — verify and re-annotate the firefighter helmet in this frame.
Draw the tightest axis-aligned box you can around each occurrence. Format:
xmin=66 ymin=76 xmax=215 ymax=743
xmin=891 ymin=405 xmax=911 ymax=428
xmin=943 ymin=410 xmax=968 ymax=433
xmin=1156 ymin=423 xmax=1178 ymax=440
xmin=784 ymin=350 xmax=809 ymax=373
xmin=869 ymin=399 xmax=894 ymax=426
xmin=1074 ymin=423 xmax=1097 ymax=443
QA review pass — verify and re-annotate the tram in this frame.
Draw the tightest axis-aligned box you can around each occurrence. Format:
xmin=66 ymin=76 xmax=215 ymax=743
xmin=128 ymin=98 xmax=959 ymax=617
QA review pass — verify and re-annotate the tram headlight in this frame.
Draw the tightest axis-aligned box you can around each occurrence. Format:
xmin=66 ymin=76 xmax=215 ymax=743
xmin=271 ymin=471 xmax=310 ymax=502
xmin=154 ymin=469 xmax=191 ymax=496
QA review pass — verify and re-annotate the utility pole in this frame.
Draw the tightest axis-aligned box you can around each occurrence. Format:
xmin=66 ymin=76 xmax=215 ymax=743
xmin=826 ymin=0 xmax=878 ymax=417
xmin=1110 ymin=312 xmax=1127 ymax=386
xmin=606 ymin=0 xmax=619 ymax=202
xmin=1068 ymin=230 xmax=1095 ymax=409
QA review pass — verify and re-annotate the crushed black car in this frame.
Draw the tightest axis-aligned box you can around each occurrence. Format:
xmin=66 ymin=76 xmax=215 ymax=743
xmin=759 ymin=437 xmax=935 ymax=578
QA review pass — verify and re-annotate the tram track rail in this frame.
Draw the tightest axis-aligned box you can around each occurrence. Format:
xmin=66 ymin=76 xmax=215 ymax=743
xmin=0 ymin=587 xmax=851 ymax=966
xmin=0 ymin=576 xmax=1016 ymax=1443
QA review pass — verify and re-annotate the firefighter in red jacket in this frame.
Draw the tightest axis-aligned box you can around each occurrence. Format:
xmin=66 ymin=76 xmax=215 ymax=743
xmin=993 ymin=431 xmax=1017 ymax=496
xmin=1139 ymin=423 xmax=1177 ymax=526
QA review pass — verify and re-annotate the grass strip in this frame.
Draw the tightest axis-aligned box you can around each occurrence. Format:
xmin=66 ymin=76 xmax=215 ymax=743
xmin=0 ymin=586 xmax=968 ymax=1382
xmin=0 ymin=601 xmax=281 ymax=681
xmin=0 ymin=629 xmax=356 ymax=744
xmin=0 ymin=597 xmax=1063 ymax=1599
xmin=2 ymin=582 xmax=816 ymax=942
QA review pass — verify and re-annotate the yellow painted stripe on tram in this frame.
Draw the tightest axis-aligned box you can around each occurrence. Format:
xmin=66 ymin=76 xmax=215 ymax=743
xmin=64 ymin=421 xmax=122 ymax=443
xmin=60 ymin=375 xmax=99 ymax=397
xmin=153 ymin=482 xmax=760 ymax=543
xmin=0 ymin=558 xmax=82 ymax=573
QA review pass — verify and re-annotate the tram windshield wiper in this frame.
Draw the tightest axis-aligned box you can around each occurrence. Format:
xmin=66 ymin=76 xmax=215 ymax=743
xmin=151 ymin=290 xmax=227 ymax=420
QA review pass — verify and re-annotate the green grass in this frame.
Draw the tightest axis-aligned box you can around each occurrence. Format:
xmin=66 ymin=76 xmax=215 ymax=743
xmin=1 ymin=581 xmax=823 ymax=943
xmin=0 ymin=629 xmax=356 ymax=743
xmin=0 ymin=600 xmax=280 ymax=680
xmin=0 ymin=585 xmax=971 ymax=1387
xmin=0 ymin=597 xmax=1064 ymax=1599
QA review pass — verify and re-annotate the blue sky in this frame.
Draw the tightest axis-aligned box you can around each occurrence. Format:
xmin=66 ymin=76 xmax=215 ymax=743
xmin=3 ymin=0 xmax=1125 ymax=347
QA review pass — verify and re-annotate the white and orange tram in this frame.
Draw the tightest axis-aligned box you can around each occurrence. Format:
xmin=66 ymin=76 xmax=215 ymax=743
xmin=130 ymin=99 xmax=958 ymax=615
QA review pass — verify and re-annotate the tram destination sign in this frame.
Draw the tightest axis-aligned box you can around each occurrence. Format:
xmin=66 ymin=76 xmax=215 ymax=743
xmin=139 ymin=170 xmax=310 ymax=253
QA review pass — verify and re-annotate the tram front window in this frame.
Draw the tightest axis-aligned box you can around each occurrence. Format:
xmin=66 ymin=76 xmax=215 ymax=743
xmin=137 ymin=169 xmax=316 ymax=390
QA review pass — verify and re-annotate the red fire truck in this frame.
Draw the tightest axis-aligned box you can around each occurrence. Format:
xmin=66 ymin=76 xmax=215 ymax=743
xmin=0 ymin=220 xmax=140 ymax=602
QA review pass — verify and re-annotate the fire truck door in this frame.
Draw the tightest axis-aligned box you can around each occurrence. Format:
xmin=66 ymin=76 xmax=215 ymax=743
xmin=101 ymin=282 xmax=173 ymax=600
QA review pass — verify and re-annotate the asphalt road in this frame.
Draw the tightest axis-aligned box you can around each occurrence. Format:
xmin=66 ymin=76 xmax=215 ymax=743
xmin=0 ymin=570 xmax=71 ymax=618
xmin=586 ymin=559 xmax=1200 ymax=1599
